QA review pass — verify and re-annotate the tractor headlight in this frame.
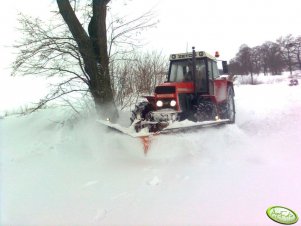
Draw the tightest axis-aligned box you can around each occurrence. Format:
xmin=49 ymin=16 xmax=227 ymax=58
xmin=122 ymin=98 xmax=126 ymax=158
xmin=156 ymin=100 xmax=163 ymax=107
xmin=170 ymin=100 xmax=176 ymax=107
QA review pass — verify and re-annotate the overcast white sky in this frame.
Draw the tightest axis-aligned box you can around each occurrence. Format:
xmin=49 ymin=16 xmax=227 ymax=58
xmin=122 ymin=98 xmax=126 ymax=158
xmin=1 ymin=0 xmax=301 ymax=75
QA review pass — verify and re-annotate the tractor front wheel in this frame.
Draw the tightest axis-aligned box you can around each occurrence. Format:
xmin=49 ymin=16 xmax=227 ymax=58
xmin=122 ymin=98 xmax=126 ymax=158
xmin=130 ymin=101 xmax=152 ymax=124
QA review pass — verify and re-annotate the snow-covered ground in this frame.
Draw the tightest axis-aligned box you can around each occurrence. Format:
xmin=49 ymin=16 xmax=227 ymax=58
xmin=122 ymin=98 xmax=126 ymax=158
xmin=1 ymin=75 xmax=301 ymax=225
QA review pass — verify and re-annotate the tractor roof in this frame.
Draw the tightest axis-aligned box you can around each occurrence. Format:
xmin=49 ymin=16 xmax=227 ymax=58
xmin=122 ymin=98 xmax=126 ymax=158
xmin=169 ymin=51 xmax=217 ymax=61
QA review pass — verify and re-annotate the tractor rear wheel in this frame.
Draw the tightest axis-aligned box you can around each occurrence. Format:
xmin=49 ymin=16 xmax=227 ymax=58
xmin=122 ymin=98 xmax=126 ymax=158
xmin=226 ymin=87 xmax=235 ymax=123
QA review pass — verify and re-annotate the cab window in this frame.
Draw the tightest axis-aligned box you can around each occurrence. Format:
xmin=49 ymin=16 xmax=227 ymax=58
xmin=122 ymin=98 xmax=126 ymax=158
xmin=208 ymin=60 xmax=219 ymax=79
xmin=212 ymin=61 xmax=219 ymax=78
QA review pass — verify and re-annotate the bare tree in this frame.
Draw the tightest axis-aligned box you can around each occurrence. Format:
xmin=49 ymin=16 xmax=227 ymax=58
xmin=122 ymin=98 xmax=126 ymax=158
xmin=264 ymin=42 xmax=284 ymax=75
xmin=134 ymin=51 xmax=167 ymax=94
xmin=251 ymin=46 xmax=262 ymax=75
xmin=13 ymin=13 xmax=91 ymax=112
xmin=230 ymin=41 xmax=285 ymax=77
xmin=55 ymin=0 xmax=118 ymax=120
xmin=277 ymin=34 xmax=296 ymax=75
xmin=13 ymin=1 xmax=157 ymax=120
xmin=293 ymin=36 xmax=301 ymax=70
xmin=230 ymin=44 xmax=255 ymax=83
xmin=107 ymin=9 xmax=158 ymax=59
xmin=258 ymin=43 xmax=269 ymax=76
xmin=112 ymin=51 xmax=167 ymax=110
xmin=228 ymin=59 xmax=242 ymax=75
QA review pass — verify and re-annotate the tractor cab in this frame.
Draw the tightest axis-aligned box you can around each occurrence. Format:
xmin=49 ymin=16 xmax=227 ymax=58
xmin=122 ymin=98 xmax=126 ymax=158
xmin=167 ymin=50 xmax=222 ymax=95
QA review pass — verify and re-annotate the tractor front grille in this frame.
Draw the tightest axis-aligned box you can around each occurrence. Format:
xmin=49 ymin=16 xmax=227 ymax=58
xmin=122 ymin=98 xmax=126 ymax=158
xmin=155 ymin=86 xmax=176 ymax=94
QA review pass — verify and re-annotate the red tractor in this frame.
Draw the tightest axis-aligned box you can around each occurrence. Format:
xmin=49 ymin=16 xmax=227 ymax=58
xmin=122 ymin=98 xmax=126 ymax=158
xmin=130 ymin=47 xmax=235 ymax=133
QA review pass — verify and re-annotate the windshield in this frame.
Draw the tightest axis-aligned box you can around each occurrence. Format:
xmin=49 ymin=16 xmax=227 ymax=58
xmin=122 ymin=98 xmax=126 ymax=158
xmin=169 ymin=59 xmax=206 ymax=83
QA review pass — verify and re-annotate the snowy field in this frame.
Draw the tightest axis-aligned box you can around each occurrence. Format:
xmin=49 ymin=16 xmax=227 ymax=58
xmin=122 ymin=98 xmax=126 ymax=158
xmin=1 ymin=75 xmax=301 ymax=225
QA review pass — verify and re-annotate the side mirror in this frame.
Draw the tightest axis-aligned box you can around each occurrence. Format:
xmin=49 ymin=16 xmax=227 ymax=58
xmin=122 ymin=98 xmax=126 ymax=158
xmin=222 ymin=61 xmax=229 ymax=74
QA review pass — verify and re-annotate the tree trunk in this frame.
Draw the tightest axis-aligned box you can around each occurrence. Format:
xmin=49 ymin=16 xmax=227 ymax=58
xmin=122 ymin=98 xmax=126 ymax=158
xmin=288 ymin=49 xmax=292 ymax=76
xmin=57 ymin=0 xmax=118 ymax=121
xmin=297 ymin=50 xmax=301 ymax=70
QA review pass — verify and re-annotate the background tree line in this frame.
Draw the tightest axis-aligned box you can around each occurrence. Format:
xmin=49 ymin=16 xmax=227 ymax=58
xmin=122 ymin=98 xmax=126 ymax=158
xmin=229 ymin=34 xmax=301 ymax=79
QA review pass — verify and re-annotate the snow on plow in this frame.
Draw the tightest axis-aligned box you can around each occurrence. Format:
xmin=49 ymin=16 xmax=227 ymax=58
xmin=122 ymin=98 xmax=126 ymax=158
xmin=97 ymin=118 xmax=229 ymax=154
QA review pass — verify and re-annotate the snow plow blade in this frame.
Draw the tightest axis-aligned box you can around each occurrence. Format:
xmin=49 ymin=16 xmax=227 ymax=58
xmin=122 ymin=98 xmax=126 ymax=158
xmin=97 ymin=119 xmax=229 ymax=154
xmin=96 ymin=119 xmax=157 ymax=138
xmin=160 ymin=119 xmax=229 ymax=134
xmin=97 ymin=119 xmax=229 ymax=137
